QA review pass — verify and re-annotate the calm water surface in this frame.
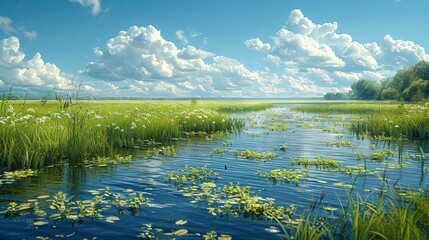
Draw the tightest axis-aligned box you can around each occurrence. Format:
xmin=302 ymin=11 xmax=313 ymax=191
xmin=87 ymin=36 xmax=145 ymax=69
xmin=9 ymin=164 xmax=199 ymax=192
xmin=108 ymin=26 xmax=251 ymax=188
xmin=1 ymin=104 xmax=428 ymax=239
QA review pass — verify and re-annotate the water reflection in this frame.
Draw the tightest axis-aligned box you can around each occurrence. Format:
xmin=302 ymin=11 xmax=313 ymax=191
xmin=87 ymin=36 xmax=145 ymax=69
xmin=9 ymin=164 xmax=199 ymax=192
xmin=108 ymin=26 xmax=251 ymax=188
xmin=65 ymin=164 xmax=87 ymax=196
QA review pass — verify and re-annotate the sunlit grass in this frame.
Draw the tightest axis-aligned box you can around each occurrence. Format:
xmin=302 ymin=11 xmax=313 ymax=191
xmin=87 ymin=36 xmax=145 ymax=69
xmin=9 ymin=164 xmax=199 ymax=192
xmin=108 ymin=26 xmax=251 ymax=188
xmin=295 ymin=101 xmax=429 ymax=140
xmin=0 ymin=99 xmax=272 ymax=169
xmin=272 ymin=184 xmax=429 ymax=240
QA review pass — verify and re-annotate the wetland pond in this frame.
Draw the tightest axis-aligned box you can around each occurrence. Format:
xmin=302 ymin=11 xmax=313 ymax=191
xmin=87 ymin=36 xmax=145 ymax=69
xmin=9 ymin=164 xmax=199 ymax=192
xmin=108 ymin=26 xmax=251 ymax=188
xmin=1 ymin=104 xmax=428 ymax=239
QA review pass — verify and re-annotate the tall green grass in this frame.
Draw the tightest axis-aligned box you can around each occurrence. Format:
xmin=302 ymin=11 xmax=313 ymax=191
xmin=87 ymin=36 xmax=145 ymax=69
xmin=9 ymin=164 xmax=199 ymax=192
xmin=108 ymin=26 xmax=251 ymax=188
xmin=351 ymin=103 xmax=429 ymax=139
xmin=295 ymin=101 xmax=429 ymax=140
xmin=0 ymin=100 xmax=260 ymax=169
xmin=275 ymin=184 xmax=429 ymax=240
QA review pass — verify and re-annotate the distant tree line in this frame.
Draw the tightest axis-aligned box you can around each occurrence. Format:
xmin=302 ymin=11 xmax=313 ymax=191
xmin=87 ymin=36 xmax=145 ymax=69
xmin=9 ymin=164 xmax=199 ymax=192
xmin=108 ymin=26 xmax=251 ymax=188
xmin=324 ymin=61 xmax=429 ymax=101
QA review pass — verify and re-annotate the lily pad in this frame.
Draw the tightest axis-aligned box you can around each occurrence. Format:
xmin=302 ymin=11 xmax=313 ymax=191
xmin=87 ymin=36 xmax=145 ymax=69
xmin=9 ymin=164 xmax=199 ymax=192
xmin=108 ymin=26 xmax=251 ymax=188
xmin=200 ymin=182 xmax=216 ymax=188
xmin=106 ymin=216 xmax=120 ymax=223
xmin=173 ymin=229 xmax=188 ymax=236
xmin=88 ymin=190 xmax=100 ymax=195
xmin=175 ymin=219 xmax=188 ymax=225
xmin=49 ymin=213 xmax=62 ymax=220
xmin=219 ymin=234 xmax=232 ymax=240
xmin=33 ymin=221 xmax=48 ymax=226
xmin=37 ymin=195 xmax=50 ymax=199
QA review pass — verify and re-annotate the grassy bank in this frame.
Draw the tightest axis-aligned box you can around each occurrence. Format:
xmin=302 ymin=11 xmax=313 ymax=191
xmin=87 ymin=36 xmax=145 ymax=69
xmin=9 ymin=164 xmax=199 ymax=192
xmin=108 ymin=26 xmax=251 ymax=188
xmin=295 ymin=101 xmax=429 ymax=140
xmin=0 ymin=99 xmax=272 ymax=169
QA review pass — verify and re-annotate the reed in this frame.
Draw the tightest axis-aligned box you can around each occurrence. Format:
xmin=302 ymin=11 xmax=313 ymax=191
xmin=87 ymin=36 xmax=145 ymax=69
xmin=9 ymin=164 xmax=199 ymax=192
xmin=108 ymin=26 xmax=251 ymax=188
xmin=295 ymin=101 xmax=429 ymax=140
xmin=351 ymin=103 xmax=429 ymax=139
xmin=273 ymin=183 xmax=429 ymax=239
xmin=0 ymin=100 xmax=254 ymax=169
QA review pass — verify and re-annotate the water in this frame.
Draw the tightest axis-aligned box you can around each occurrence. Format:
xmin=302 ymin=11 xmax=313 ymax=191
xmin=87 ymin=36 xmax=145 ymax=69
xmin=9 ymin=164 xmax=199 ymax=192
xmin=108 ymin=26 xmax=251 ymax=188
xmin=1 ymin=104 xmax=428 ymax=239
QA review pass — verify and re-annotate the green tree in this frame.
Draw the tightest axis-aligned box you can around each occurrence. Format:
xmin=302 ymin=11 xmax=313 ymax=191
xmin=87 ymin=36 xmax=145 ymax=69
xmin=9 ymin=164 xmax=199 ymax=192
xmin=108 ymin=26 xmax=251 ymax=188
xmin=411 ymin=61 xmax=429 ymax=80
xmin=380 ymin=87 xmax=401 ymax=100
xmin=335 ymin=92 xmax=349 ymax=100
xmin=402 ymin=79 xmax=428 ymax=102
xmin=324 ymin=93 xmax=336 ymax=100
xmin=351 ymin=79 xmax=382 ymax=100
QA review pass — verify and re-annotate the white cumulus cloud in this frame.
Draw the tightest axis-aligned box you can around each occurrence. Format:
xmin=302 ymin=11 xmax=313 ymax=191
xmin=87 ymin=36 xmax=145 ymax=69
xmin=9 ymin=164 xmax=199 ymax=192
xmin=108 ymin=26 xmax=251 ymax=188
xmin=380 ymin=35 xmax=429 ymax=68
xmin=0 ymin=36 xmax=76 ymax=95
xmin=245 ymin=9 xmax=429 ymax=95
xmin=82 ymin=25 xmax=273 ymax=97
xmin=70 ymin=0 xmax=101 ymax=16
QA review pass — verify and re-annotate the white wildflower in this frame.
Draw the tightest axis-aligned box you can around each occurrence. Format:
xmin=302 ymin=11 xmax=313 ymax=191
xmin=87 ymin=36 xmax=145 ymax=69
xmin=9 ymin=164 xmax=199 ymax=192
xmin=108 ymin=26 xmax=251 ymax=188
xmin=6 ymin=105 xmax=14 ymax=114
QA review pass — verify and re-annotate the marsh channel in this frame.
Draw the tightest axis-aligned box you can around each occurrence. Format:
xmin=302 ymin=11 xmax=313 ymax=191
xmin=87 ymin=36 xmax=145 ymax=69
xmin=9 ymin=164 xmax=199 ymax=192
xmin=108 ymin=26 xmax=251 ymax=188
xmin=1 ymin=104 xmax=428 ymax=239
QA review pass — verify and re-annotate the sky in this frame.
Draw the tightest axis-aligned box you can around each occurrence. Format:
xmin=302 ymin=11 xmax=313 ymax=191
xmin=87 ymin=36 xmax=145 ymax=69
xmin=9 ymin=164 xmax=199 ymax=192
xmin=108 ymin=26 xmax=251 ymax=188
xmin=0 ymin=0 xmax=428 ymax=99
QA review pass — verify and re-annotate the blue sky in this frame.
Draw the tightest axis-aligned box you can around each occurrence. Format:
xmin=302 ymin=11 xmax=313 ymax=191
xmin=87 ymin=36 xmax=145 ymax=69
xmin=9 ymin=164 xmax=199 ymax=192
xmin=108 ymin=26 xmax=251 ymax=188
xmin=1 ymin=0 xmax=428 ymax=98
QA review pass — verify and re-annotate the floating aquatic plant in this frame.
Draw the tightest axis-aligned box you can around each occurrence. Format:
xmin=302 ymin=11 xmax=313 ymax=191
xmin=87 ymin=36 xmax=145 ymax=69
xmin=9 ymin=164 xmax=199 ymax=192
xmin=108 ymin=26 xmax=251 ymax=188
xmin=166 ymin=166 xmax=295 ymax=221
xmin=257 ymin=169 xmax=307 ymax=185
xmin=290 ymin=156 xmax=343 ymax=169
xmin=235 ymin=150 xmax=277 ymax=161
xmin=354 ymin=149 xmax=394 ymax=161
xmin=326 ymin=140 xmax=352 ymax=147
xmin=0 ymin=187 xmax=150 ymax=226
xmin=210 ymin=147 xmax=226 ymax=156
xmin=2 ymin=169 xmax=37 ymax=179
xmin=82 ymin=154 xmax=133 ymax=167
xmin=145 ymin=146 xmax=177 ymax=157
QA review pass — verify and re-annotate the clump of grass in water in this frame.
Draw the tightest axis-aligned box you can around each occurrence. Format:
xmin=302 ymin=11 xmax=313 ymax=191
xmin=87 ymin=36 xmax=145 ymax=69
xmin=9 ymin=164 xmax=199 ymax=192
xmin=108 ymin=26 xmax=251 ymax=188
xmin=82 ymin=154 xmax=133 ymax=167
xmin=326 ymin=140 xmax=352 ymax=147
xmin=257 ymin=168 xmax=307 ymax=185
xmin=145 ymin=146 xmax=177 ymax=157
xmin=210 ymin=147 xmax=226 ymax=156
xmin=235 ymin=150 xmax=277 ymax=161
xmin=290 ymin=156 xmax=343 ymax=169
xmin=354 ymin=148 xmax=394 ymax=161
